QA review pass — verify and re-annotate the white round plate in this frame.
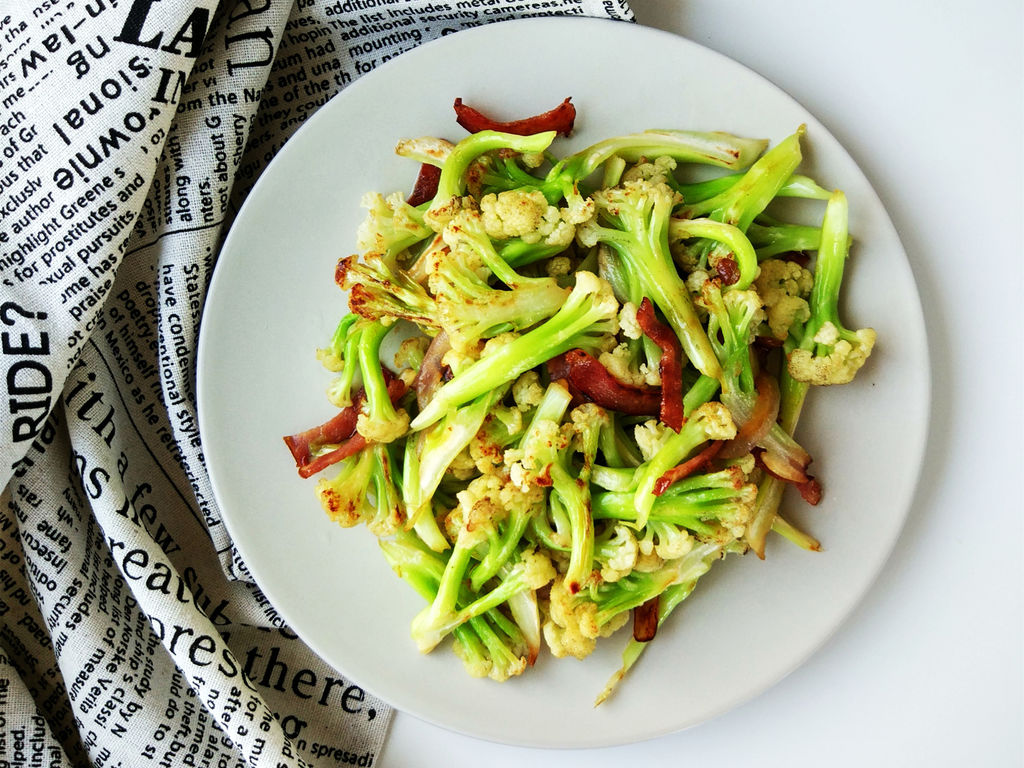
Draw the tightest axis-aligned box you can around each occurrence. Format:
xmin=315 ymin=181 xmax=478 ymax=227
xmin=198 ymin=17 xmax=929 ymax=749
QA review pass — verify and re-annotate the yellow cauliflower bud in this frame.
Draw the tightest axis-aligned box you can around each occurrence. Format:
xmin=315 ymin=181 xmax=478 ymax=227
xmin=355 ymin=409 xmax=409 ymax=444
xmin=788 ymin=322 xmax=877 ymax=385
xmin=479 ymin=189 xmax=583 ymax=248
xmin=542 ymin=581 xmax=600 ymax=660
xmin=600 ymin=343 xmax=661 ymax=388
xmin=755 ymin=258 xmax=814 ymax=340
xmin=480 ymin=189 xmax=549 ymax=239
xmin=691 ymin=401 xmax=738 ymax=442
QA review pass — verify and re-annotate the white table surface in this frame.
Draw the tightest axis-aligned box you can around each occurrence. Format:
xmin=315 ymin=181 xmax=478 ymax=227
xmin=381 ymin=2 xmax=1024 ymax=765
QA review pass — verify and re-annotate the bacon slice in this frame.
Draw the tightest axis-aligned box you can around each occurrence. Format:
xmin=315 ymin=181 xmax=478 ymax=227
xmin=406 ymin=163 xmax=442 ymax=206
xmin=293 ymin=434 xmax=368 ymax=479
xmin=633 ymin=596 xmax=659 ymax=642
xmin=561 ymin=349 xmax=660 ymax=416
xmin=284 ymin=377 xmax=406 ymax=478
xmin=453 ymin=97 xmax=576 ymax=137
xmin=653 ymin=440 xmax=724 ymax=495
xmin=636 ymin=298 xmax=685 ymax=431
xmin=714 ymin=254 xmax=740 ymax=285
xmin=797 ymin=476 xmax=823 ymax=505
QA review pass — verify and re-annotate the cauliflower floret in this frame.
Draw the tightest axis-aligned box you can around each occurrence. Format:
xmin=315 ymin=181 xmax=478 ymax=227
xmin=572 ymin=270 xmax=621 ymax=320
xmin=447 ymin=446 xmax=478 ymax=480
xmin=722 ymin=485 xmax=757 ymax=539
xmin=480 ymin=331 xmax=520 ymax=359
xmin=563 ymin=193 xmax=595 ymax=225
xmin=600 ymin=343 xmax=661 ymax=388
xmin=755 ymin=259 xmax=814 ymax=340
xmin=452 ymin=641 xmax=493 ymax=680
xmin=325 ymin=375 xmax=352 ymax=408
xmin=723 ymin=452 xmax=757 ymax=477
xmin=316 ymin=346 xmax=345 ymax=373
xmin=479 ymin=189 xmax=549 ymax=239
xmin=509 ymin=419 xmax=570 ymax=490
xmin=640 ymin=523 xmax=694 ymax=561
xmin=570 ymin=402 xmax=609 ymax=439
xmin=356 ymin=191 xmax=431 ymax=254
xmin=788 ymin=322 xmax=877 ymax=385
xmin=691 ymin=401 xmax=738 ymax=442
xmin=469 ymin=431 xmax=505 ymax=475
xmin=634 ymin=419 xmax=672 ymax=461
xmin=440 ymin=344 xmax=480 ymax=375
xmin=520 ymin=151 xmax=545 ymax=169
xmin=542 ymin=580 xmax=628 ymax=660
xmin=617 ymin=301 xmax=643 ymax=340
xmin=519 ymin=546 xmax=557 ymax=590
xmin=724 ymin=288 xmax=766 ymax=330
xmin=394 ymin=136 xmax=454 ymax=164
xmin=599 ymin=525 xmax=639 ymax=583
xmin=479 ymin=189 xmax=584 ymax=248
xmin=511 ymin=371 xmax=545 ymax=411
xmin=452 ymin=474 xmax=507 ymax=546
xmin=633 ymin=550 xmax=666 ymax=572
xmin=424 ymin=194 xmax=477 ymax=233
xmin=685 ymin=268 xmax=711 ymax=298
xmin=497 ymin=474 xmax=544 ymax=511
xmin=355 ymin=409 xmax=410 ymax=444
xmin=394 ymin=335 xmax=430 ymax=370
xmin=545 ymin=255 xmax=573 ymax=276
xmin=622 ymin=155 xmax=678 ymax=185
xmin=543 ymin=581 xmax=599 ymax=660
xmin=535 ymin=206 xmax=576 ymax=248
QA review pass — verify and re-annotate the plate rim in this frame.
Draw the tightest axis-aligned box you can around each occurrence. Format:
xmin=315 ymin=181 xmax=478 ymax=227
xmin=197 ymin=15 xmax=932 ymax=748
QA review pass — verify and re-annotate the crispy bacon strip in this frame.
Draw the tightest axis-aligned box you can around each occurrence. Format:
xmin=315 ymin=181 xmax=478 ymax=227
xmin=633 ymin=596 xmax=659 ymax=643
xmin=636 ymin=298 xmax=685 ymax=431
xmin=562 ymin=349 xmax=660 ymax=416
xmin=653 ymin=440 xmax=724 ymax=495
xmin=284 ymin=378 xmax=406 ymax=478
xmin=406 ymin=163 xmax=441 ymax=206
xmin=294 ymin=435 xmax=368 ymax=479
xmin=714 ymin=254 xmax=740 ymax=285
xmin=796 ymin=477 xmax=822 ymax=505
xmin=453 ymin=97 xmax=576 ymax=137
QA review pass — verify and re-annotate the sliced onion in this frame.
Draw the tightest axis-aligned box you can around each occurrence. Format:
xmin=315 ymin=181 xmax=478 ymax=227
xmin=759 ymin=448 xmax=810 ymax=484
xmin=414 ymin=330 xmax=450 ymax=411
xmin=719 ymin=373 xmax=780 ymax=459
xmin=506 ymin=589 xmax=542 ymax=665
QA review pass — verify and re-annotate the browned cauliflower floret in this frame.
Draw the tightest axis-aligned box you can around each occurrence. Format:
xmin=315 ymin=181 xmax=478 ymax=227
xmin=755 ymin=258 xmax=814 ymax=340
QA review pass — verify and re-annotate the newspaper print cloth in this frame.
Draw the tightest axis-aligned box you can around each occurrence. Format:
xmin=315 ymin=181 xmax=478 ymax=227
xmin=0 ymin=0 xmax=635 ymax=765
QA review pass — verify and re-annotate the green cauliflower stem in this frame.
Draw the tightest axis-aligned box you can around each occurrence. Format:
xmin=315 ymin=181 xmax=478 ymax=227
xmin=788 ymin=190 xmax=877 ymax=385
xmin=577 ymin=178 xmax=721 ymax=379
xmin=430 ymin=209 xmax=570 ymax=351
xmin=410 ymin=271 xmax=619 ymax=430
xmin=353 ymin=320 xmax=409 ymax=444
xmin=631 ymin=401 xmax=738 ymax=529
xmin=426 ymin=129 xmax=557 ymax=231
